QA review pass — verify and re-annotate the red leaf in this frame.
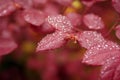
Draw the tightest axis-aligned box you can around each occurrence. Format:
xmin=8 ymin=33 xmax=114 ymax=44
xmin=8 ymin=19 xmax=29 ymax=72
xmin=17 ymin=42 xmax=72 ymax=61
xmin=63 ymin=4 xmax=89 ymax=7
xmin=66 ymin=12 xmax=81 ymax=27
xmin=0 ymin=38 xmax=17 ymax=56
xmin=79 ymin=31 xmax=120 ymax=80
xmin=46 ymin=15 xmax=73 ymax=33
xmin=33 ymin=0 xmax=47 ymax=6
xmin=0 ymin=0 xmax=16 ymax=17
xmin=0 ymin=31 xmax=17 ymax=56
xmin=36 ymin=31 xmax=67 ymax=51
xmin=14 ymin=0 xmax=33 ymax=9
xmin=81 ymin=0 xmax=95 ymax=7
xmin=112 ymin=0 xmax=120 ymax=14
xmin=81 ymin=0 xmax=105 ymax=7
xmin=77 ymin=31 xmax=120 ymax=80
xmin=41 ymin=22 xmax=55 ymax=34
xmin=82 ymin=41 xmax=120 ymax=65
xmin=43 ymin=3 xmax=60 ymax=16
xmin=76 ymin=31 xmax=105 ymax=49
xmin=100 ymin=51 xmax=120 ymax=80
xmin=54 ymin=0 xmax=73 ymax=6
xmin=115 ymin=25 xmax=120 ymax=40
xmin=23 ymin=9 xmax=46 ymax=26
xmin=113 ymin=64 xmax=120 ymax=80
xmin=0 ymin=18 xmax=9 ymax=30
xmin=83 ymin=13 xmax=104 ymax=30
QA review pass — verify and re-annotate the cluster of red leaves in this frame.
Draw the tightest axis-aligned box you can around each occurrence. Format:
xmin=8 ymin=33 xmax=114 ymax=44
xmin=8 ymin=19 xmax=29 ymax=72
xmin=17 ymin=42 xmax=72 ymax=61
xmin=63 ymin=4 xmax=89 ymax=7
xmin=1 ymin=0 xmax=120 ymax=80
xmin=37 ymin=14 xmax=120 ymax=80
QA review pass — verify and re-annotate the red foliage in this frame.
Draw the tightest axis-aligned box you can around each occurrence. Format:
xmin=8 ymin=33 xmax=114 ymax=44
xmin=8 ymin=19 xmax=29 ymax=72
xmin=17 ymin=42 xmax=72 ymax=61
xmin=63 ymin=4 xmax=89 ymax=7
xmin=1 ymin=0 xmax=120 ymax=80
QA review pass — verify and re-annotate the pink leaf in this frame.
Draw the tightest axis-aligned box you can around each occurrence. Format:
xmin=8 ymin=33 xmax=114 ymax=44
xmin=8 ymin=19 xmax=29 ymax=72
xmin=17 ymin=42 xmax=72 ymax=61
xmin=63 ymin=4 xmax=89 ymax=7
xmin=14 ymin=0 xmax=33 ymax=9
xmin=100 ymin=52 xmax=120 ymax=80
xmin=46 ymin=15 xmax=73 ymax=33
xmin=0 ymin=31 xmax=17 ymax=56
xmin=54 ymin=0 xmax=73 ymax=6
xmin=76 ymin=31 xmax=105 ymax=49
xmin=79 ymin=31 xmax=120 ymax=79
xmin=33 ymin=0 xmax=47 ymax=6
xmin=36 ymin=31 xmax=67 ymax=51
xmin=41 ymin=22 xmax=55 ymax=34
xmin=115 ymin=25 xmax=120 ymax=40
xmin=82 ymin=41 xmax=120 ymax=65
xmin=113 ymin=64 xmax=120 ymax=80
xmin=0 ymin=0 xmax=16 ymax=17
xmin=112 ymin=0 xmax=120 ymax=13
xmin=81 ymin=0 xmax=105 ymax=7
xmin=23 ymin=9 xmax=46 ymax=26
xmin=43 ymin=3 xmax=60 ymax=16
xmin=66 ymin=12 xmax=81 ymax=27
xmin=83 ymin=13 xmax=104 ymax=30
xmin=81 ymin=0 xmax=95 ymax=7
xmin=0 ymin=38 xmax=17 ymax=56
xmin=0 ymin=18 xmax=9 ymax=30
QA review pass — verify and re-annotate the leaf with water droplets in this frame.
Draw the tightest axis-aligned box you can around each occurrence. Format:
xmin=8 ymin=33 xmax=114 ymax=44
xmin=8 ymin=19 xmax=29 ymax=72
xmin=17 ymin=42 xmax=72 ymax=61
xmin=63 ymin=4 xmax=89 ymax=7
xmin=76 ymin=31 xmax=105 ymax=49
xmin=36 ymin=31 xmax=67 ymax=52
xmin=83 ymin=13 xmax=104 ymax=30
xmin=113 ymin=64 xmax=120 ymax=80
xmin=82 ymin=40 xmax=120 ymax=65
xmin=46 ymin=15 xmax=73 ymax=32
xmin=79 ymin=31 xmax=120 ymax=79
xmin=100 ymin=51 xmax=120 ymax=80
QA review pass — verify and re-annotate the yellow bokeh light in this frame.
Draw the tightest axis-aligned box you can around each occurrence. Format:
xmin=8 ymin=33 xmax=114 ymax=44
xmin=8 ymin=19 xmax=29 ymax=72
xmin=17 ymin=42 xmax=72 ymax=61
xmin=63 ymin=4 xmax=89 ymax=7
xmin=72 ymin=0 xmax=83 ymax=10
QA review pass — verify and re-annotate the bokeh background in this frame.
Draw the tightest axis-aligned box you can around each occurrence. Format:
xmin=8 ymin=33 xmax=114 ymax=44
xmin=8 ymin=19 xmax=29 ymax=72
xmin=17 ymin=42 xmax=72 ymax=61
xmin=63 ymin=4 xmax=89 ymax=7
xmin=0 ymin=0 xmax=119 ymax=80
